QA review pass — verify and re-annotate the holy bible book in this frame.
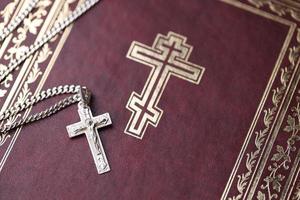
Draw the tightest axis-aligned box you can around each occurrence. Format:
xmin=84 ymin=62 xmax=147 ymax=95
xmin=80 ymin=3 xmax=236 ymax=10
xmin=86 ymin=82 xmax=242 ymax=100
xmin=0 ymin=0 xmax=300 ymax=199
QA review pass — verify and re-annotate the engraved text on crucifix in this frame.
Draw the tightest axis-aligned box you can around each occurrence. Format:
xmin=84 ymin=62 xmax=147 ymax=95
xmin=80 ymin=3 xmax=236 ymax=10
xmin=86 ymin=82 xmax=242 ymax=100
xmin=125 ymin=32 xmax=205 ymax=139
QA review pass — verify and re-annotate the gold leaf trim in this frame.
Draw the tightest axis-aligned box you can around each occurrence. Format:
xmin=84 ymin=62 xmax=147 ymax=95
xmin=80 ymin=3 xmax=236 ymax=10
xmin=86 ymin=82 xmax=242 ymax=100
xmin=0 ymin=0 xmax=53 ymax=98
xmin=228 ymin=29 xmax=300 ymax=200
xmin=248 ymin=0 xmax=300 ymax=22
xmin=0 ymin=0 xmax=19 ymax=30
xmin=0 ymin=0 xmax=76 ymax=146
xmin=257 ymin=93 xmax=300 ymax=199
xmin=293 ymin=182 xmax=300 ymax=199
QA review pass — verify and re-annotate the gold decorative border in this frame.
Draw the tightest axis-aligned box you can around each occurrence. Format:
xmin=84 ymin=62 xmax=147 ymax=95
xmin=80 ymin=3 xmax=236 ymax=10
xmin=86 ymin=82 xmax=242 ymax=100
xmin=256 ymin=70 xmax=300 ymax=199
xmin=0 ymin=0 xmax=23 ymax=145
xmin=0 ymin=0 xmax=20 ymax=45
xmin=243 ymin=34 xmax=300 ymax=200
xmin=0 ymin=0 xmax=30 ymax=97
xmin=248 ymin=0 xmax=300 ymax=22
xmin=220 ymin=0 xmax=300 ymax=200
xmin=290 ymin=165 xmax=300 ymax=199
xmin=285 ymin=150 xmax=300 ymax=199
xmin=0 ymin=0 xmax=80 ymax=172
xmin=248 ymin=50 xmax=300 ymax=199
xmin=0 ymin=0 xmax=54 ymax=145
xmin=266 ymin=90 xmax=300 ymax=200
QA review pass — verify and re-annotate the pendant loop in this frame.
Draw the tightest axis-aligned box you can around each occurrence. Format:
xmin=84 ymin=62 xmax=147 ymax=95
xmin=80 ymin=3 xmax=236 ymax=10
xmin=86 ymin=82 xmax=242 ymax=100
xmin=78 ymin=87 xmax=91 ymax=107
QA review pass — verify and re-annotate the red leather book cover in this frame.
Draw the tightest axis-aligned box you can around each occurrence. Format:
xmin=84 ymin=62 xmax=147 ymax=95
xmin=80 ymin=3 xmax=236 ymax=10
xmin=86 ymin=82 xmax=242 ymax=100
xmin=0 ymin=0 xmax=300 ymax=199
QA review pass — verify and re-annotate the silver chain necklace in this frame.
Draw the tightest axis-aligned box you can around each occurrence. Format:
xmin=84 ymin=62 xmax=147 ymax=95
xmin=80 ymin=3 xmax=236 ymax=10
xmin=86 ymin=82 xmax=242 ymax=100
xmin=0 ymin=0 xmax=100 ymax=133
xmin=1 ymin=0 xmax=100 ymax=82
xmin=0 ymin=0 xmax=112 ymax=174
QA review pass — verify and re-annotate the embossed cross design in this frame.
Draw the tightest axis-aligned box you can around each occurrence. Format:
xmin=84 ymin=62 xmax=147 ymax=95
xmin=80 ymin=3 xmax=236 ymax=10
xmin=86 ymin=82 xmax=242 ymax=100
xmin=125 ymin=31 xmax=205 ymax=139
xmin=67 ymin=103 xmax=112 ymax=174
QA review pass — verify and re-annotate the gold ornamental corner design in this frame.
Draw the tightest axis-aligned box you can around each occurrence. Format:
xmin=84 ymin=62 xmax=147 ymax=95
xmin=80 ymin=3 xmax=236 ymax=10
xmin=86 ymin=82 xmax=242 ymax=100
xmin=248 ymin=0 xmax=300 ymax=22
xmin=124 ymin=31 xmax=205 ymax=139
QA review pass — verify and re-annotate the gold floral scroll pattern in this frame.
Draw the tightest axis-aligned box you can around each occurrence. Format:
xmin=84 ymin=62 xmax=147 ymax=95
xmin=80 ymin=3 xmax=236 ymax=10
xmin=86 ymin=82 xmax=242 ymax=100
xmin=0 ymin=46 xmax=53 ymax=147
xmin=293 ymin=182 xmax=300 ymax=199
xmin=257 ymin=92 xmax=300 ymax=200
xmin=248 ymin=0 xmax=300 ymax=22
xmin=0 ymin=0 xmax=22 ymax=145
xmin=0 ymin=0 xmax=20 ymax=96
xmin=0 ymin=0 xmax=52 ymax=145
xmin=0 ymin=0 xmax=52 ymax=97
xmin=228 ymin=29 xmax=300 ymax=200
xmin=0 ymin=0 xmax=77 ymax=146
xmin=0 ymin=0 xmax=20 ymax=32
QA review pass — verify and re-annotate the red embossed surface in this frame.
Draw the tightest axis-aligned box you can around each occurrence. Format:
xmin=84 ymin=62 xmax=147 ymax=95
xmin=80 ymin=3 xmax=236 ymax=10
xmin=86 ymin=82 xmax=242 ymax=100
xmin=0 ymin=0 xmax=299 ymax=199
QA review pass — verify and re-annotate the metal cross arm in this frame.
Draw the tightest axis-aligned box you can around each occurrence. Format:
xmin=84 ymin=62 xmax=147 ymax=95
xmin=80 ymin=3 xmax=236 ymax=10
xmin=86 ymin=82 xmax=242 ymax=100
xmin=67 ymin=112 xmax=111 ymax=138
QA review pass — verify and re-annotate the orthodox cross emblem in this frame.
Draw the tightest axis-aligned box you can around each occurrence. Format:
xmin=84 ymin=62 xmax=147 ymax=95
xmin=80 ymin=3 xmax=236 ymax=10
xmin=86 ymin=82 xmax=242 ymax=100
xmin=125 ymin=32 xmax=205 ymax=139
xmin=67 ymin=88 xmax=112 ymax=174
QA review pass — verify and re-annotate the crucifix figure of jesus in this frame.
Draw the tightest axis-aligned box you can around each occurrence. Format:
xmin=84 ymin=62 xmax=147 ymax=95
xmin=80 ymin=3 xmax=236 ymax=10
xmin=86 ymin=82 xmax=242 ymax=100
xmin=66 ymin=88 xmax=112 ymax=174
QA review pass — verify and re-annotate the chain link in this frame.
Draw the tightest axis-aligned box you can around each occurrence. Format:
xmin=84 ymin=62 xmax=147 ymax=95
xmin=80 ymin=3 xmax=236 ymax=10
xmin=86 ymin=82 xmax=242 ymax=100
xmin=0 ymin=85 xmax=82 ymax=134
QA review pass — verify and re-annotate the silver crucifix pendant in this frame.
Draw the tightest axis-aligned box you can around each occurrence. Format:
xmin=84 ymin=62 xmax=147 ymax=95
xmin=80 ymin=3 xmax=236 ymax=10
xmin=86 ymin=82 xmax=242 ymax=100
xmin=66 ymin=88 xmax=112 ymax=174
